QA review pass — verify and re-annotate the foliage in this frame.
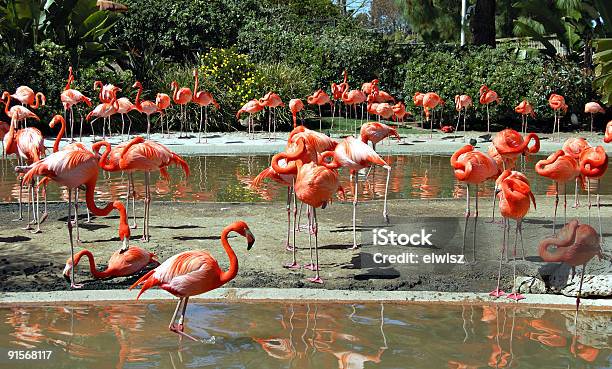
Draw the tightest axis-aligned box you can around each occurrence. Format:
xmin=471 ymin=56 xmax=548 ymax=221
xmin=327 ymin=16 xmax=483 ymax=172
xmin=394 ymin=0 xmax=461 ymax=42
xmin=593 ymin=38 xmax=612 ymax=105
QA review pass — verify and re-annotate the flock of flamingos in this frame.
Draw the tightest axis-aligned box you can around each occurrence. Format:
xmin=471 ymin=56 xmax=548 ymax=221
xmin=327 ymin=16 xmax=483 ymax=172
xmin=1 ymin=66 xmax=611 ymax=341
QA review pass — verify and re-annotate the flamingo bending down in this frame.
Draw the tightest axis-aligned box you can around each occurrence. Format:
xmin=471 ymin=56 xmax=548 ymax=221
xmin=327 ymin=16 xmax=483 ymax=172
xmin=548 ymin=94 xmax=567 ymax=141
xmin=192 ymin=69 xmax=220 ymax=143
xmin=584 ymin=102 xmax=605 ymax=133
xmin=156 ymin=93 xmax=172 ymax=137
xmin=562 ymin=138 xmax=590 ymax=208
xmin=16 ymin=147 xmax=131 ymax=288
xmin=479 ymin=85 xmax=499 ymax=133
xmin=360 ymin=122 xmax=400 ymax=151
xmin=579 ymin=146 xmax=608 ymax=242
xmin=259 ymin=91 xmax=284 ymax=140
xmin=539 ymin=220 xmax=601 ymax=323
xmin=422 ymin=92 xmax=444 ymax=137
xmin=490 ymin=170 xmax=536 ymax=300
xmin=132 ymin=81 xmax=160 ymax=139
xmin=63 ymin=246 xmax=159 ymax=282
xmin=61 ymin=67 xmax=92 ymax=140
xmin=171 ymin=81 xmax=193 ymax=137
xmin=515 ymin=100 xmax=535 ymax=134
xmin=451 ymin=145 xmax=498 ymax=259
xmin=307 ymin=89 xmax=331 ymax=130
xmin=289 ymin=98 xmax=305 ymax=128
xmin=535 ymin=150 xmax=580 ymax=233
xmin=236 ymin=99 xmax=265 ymax=139
xmin=130 ymin=221 xmax=255 ymax=341
xmin=454 ymin=94 xmax=472 ymax=140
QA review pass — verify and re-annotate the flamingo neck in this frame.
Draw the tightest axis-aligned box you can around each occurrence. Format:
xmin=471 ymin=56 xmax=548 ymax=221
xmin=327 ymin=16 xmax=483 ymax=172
xmin=134 ymin=85 xmax=142 ymax=109
xmin=52 ymin=118 xmax=66 ymax=153
xmin=95 ymin=141 xmax=117 ymax=171
xmin=73 ymin=250 xmax=113 ymax=279
xmin=218 ymin=226 xmax=239 ymax=285
xmin=193 ymin=73 xmax=199 ymax=93
xmin=85 ymin=181 xmax=114 ymax=216
xmin=172 ymin=83 xmax=179 ymax=101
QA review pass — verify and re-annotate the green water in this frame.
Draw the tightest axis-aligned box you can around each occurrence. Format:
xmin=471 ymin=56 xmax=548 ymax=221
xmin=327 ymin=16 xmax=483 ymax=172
xmin=0 ymin=302 xmax=610 ymax=368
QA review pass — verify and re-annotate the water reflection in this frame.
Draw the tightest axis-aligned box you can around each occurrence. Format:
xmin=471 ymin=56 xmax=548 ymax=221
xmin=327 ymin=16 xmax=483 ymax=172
xmin=1 ymin=302 xmax=611 ymax=368
xmin=2 ymin=154 xmax=611 ymax=204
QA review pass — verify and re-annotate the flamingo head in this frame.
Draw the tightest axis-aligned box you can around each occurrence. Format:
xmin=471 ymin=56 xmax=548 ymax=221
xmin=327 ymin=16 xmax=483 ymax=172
xmin=62 ymin=260 xmax=74 ymax=282
xmin=1 ymin=91 xmax=9 ymax=102
xmin=232 ymin=221 xmax=255 ymax=250
xmin=49 ymin=115 xmax=64 ymax=128
xmin=193 ymin=68 xmax=198 ymax=77
xmin=132 ymin=81 xmax=142 ymax=89
xmin=93 ymin=80 xmax=103 ymax=90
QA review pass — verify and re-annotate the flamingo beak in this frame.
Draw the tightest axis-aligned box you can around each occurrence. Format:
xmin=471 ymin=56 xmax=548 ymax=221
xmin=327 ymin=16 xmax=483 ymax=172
xmin=245 ymin=229 xmax=255 ymax=250
xmin=120 ymin=238 xmax=129 ymax=253
xmin=63 ymin=264 xmax=72 ymax=283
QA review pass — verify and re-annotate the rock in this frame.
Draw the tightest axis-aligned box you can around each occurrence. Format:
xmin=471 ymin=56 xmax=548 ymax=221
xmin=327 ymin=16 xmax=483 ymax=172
xmin=516 ymin=276 xmax=546 ymax=294
xmin=538 ymin=257 xmax=612 ymax=297
xmin=561 ymin=274 xmax=612 ymax=298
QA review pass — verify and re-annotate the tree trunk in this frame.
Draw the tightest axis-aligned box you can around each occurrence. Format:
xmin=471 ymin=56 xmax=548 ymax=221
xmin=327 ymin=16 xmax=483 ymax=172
xmin=470 ymin=0 xmax=496 ymax=47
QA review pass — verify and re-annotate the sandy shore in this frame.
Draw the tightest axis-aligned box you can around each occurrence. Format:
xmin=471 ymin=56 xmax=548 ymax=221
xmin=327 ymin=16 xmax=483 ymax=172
xmin=1 ymin=198 xmax=609 ymax=295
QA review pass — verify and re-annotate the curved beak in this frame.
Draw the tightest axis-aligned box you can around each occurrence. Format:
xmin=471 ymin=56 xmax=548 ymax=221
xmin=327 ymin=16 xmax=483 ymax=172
xmin=62 ymin=264 xmax=72 ymax=283
xmin=245 ymin=229 xmax=255 ymax=250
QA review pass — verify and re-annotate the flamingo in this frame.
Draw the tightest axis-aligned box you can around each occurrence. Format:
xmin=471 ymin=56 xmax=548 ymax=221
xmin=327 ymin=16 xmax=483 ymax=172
xmin=360 ymin=122 xmax=400 ymax=151
xmin=86 ymin=98 xmax=119 ymax=141
xmin=342 ymin=88 xmax=367 ymax=133
xmin=562 ymin=138 xmax=590 ymax=208
xmin=391 ymin=101 xmax=408 ymax=124
xmin=16 ymin=147 xmax=131 ymax=288
xmin=454 ymin=94 xmax=472 ymax=140
xmin=321 ymin=136 xmax=391 ymax=249
xmin=584 ymin=102 xmax=605 ymax=133
xmin=236 ymin=99 xmax=265 ymax=139
xmin=605 ymin=121 xmax=612 ymax=143
xmin=192 ymin=69 xmax=220 ymax=143
xmin=422 ymin=92 xmax=444 ymax=137
xmin=539 ymin=220 xmax=601 ymax=323
xmin=93 ymin=81 xmax=121 ymax=137
xmin=548 ymin=94 xmax=567 ymax=141
xmin=361 ymin=79 xmax=377 ymax=95
xmin=171 ymin=80 xmax=193 ymax=137
xmin=369 ymin=80 xmax=395 ymax=103
xmin=490 ymin=170 xmax=536 ymax=300
xmin=130 ymin=221 xmax=255 ymax=341
xmin=450 ymin=145 xmax=498 ymax=259
xmin=259 ymin=91 xmax=284 ymax=140
xmin=1 ymin=91 xmax=40 ymax=128
xmin=0 ymin=121 xmax=8 ymax=158
xmin=63 ymin=246 xmax=159 ymax=283
xmin=535 ymin=150 xmax=580 ymax=233
xmin=289 ymin=98 xmax=304 ymax=128
xmin=61 ymin=67 xmax=92 ymax=140
xmin=10 ymin=86 xmax=45 ymax=128
xmin=132 ymin=81 xmax=160 ymax=139
xmin=515 ymin=100 xmax=535 ymax=134
xmin=155 ymin=93 xmax=172 ymax=137
xmin=116 ymin=97 xmax=136 ymax=139
xmin=579 ymin=146 xmax=608 ymax=241
xmin=331 ymin=70 xmax=348 ymax=127
xmin=479 ymin=85 xmax=499 ymax=133
xmin=492 ymin=129 xmax=540 ymax=169
xmin=413 ymin=91 xmax=425 ymax=127
xmin=307 ymin=89 xmax=331 ymax=130
xmin=117 ymin=136 xmax=190 ymax=241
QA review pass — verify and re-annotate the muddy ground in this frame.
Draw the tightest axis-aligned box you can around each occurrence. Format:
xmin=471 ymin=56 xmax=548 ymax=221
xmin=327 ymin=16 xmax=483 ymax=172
xmin=0 ymin=197 xmax=610 ymax=294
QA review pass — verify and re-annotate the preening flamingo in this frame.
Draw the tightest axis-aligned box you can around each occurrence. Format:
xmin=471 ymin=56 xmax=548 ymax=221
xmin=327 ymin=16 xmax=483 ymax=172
xmin=289 ymin=98 xmax=304 ymax=128
xmin=479 ymin=85 xmax=499 ymax=133
xmin=548 ymin=94 xmax=567 ymax=141
xmin=454 ymin=94 xmax=472 ymax=140
xmin=155 ymin=93 xmax=172 ymax=137
xmin=422 ymin=92 xmax=444 ymax=137
xmin=132 ymin=81 xmax=160 ymax=139
xmin=361 ymin=79 xmax=377 ymax=95
xmin=490 ymin=170 xmax=535 ymax=300
xmin=171 ymin=80 xmax=193 ymax=137
xmin=61 ymin=67 xmax=92 ymax=140
xmin=307 ymin=89 xmax=331 ymax=130
xmin=492 ymin=129 xmax=540 ymax=169
xmin=360 ymin=121 xmax=400 ymax=151
xmin=535 ymin=150 xmax=580 ymax=233
xmin=259 ymin=91 xmax=284 ymax=140
xmin=562 ymin=138 xmax=590 ymax=208
xmin=192 ymin=69 xmax=220 ymax=143
xmin=16 ymin=147 xmax=131 ymax=288
xmin=539 ymin=220 xmax=601 ymax=323
xmin=450 ymin=145 xmax=498 ymax=259
xmin=515 ymin=100 xmax=535 ymax=134
xmin=130 ymin=221 xmax=255 ymax=341
xmin=391 ymin=101 xmax=408 ymax=123
xmin=584 ymin=102 xmax=605 ymax=133
xmin=63 ymin=246 xmax=159 ymax=282
xmin=579 ymin=146 xmax=608 ymax=240
xmin=236 ymin=99 xmax=265 ymax=139
xmin=605 ymin=121 xmax=612 ymax=143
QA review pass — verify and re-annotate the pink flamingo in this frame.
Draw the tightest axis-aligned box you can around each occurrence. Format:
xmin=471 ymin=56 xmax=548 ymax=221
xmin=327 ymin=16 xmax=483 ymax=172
xmin=171 ymin=81 xmax=193 ymax=137
xmin=360 ymin=121 xmax=400 ymax=151
xmin=132 ymin=81 xmax=160 ymax=139
xmin=515 ymin=100 xmax=535 ymax=134
xmin=562 ymin=138 xmax=590 ymax=208
xmin=307 ymin=89 xmax=331 ymax=130
xmin=548 ymin=94 xmax=567 ymax=141
xmin=259 ymin=91 xmax=284 ymax=140
xmin=192 ymin=69 xmax=220 ymax=143
xmin=1 ymin=91 xmax=40 ymax=128
xmin=289 ymin=98 xmax=304 ymax=128
xmin=413 ymin=91 xmax=425 ymax=127
xmin=579 ymin=146 xmax=608 ymax=239
xmin=584 ymin=102 xmax=605 ymax=133
xmin=369 ymin=80 xmax=395 ymax=103
xmin=155 ymin=93 xmax=172 ymax=137
xmin=422 ymin=92 xmax=444 ymax=137
xmin=10 ymin=86 xmax=45 ymax=128
xmin=342 ymin=88 xmax=367 ymax=132
xmin=236 ymin=99 xmax=265 ymax=139
xmin=130 ymin=221 xmax=255 ymax=341
xmin=116 ymin=97 xmax=136 ymax=139
xmin=391 ymin=101 xmax=409 ymax=123
xmin=454 ymin=94 xmax=472 ymax=140
xmin=0 ymin=121 xmax=9 ymax=158
xmin=479 ymin=85 xmax=499 ymax=133
xmin=605 ymin=121 xmax=611 ymax=143
xmin=331 ymin=70 xmax=348 ymax=127
xmin=86 ymin=98 xmax=119 ymax=141
xmin=93 ymin=81 xmax=121 ymax=137
xmin=61 ymin=67 xmax=92 ymax=140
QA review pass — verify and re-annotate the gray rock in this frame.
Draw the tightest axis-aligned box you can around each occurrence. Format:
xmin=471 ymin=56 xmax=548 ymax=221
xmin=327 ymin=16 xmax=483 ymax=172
xmin=516 ymin=276 xmax=546 ymax=294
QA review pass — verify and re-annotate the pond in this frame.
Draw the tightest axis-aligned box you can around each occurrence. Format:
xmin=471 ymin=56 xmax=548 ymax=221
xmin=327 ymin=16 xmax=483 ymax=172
xmin=1 ymin=301 xmax=610 ymax=368
xmin=0 ymin=154 xmax=610 ymax=203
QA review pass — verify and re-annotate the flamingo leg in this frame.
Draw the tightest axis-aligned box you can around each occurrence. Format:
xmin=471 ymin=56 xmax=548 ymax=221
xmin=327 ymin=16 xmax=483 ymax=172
xmin=285 ymin=185 xmax=293 ymax=251
xmin=472 ymin=185 xmax=479 ymax=261
xmin=318 ymin=105 xmax=322 ymax=131
xmin=383 ymin=166 xmax=390 ymax=223
xmin=518 ymin=218 xmax=525 ymax=260
xmin=462 ymin=184 xmax=470 ymax=256
xmin=454 ymin=110 xmax=461 ymax=141
xmin=121 ymin=114 xmax=125 ymax=139
xmin=490 ymin=217 xmax=507 ymax=298
xmin=285 ymin=184 xmax=300 ymax=269
xmin=308 ymin=207 xmax=323 ymax=284
xmin=168 ymin=297 xmax=199 ymax=342
xmin=22 ymin=180 xmax=33 ymax=230
xmin=303 ymin=206 xmax=318 ymax=270
xmin=596 ymin=179 xmax=603 ymax=246
xmin=507 ymin=220 xmax=525 ymax=301
xmin=563 ymin=183 xmax=567 ymax=225
xmin=66 ymin=188 xmax=82 ymax=289
xmin=141 ymin=171 xmax=151 ymax=242
xmin=573 ymin=263 xmax=587 ymax=327
xmin=74 ymin=189 xmax=82 ymax=244
xmin=14 ymin=174 xmax=23 ymax=221
xmin=553 ymin=182 xmax=559 ymax=234
xmin=31 ymin=181 xmax=41 ymax=234
xmin=587 ymin=178 xmax=591 ymax=224
xmin=146 ymin=115 xmax=151 ymax=140
xmin=486 ymin=104 xmax=490 ymax=133
xmin=573 ymin=177 xmax=580 ymax=208
xmin=350 ymin=173 xmax=359 ymax=249
xmin=463 ymin=109 xmax=467 ymax=142
xmin=40 ymin=181 xmax=48 ymax=224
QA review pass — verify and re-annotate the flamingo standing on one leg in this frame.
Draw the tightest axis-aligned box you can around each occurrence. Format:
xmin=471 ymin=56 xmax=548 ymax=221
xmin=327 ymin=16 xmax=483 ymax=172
xmin=289 ymin=98 xmax=305 ymax=128
xmin=16 ymin=148 xmax=131 ymax=288
xmin=422 ymin=92 xmax=444 ymax=138
xmin=492 ymin=129 xmax=540 ymax=170
xmin=579 ymin=146 xmax=608 ymax=243
xmin=307 ymin=89 xmax=331 ymax=131
xmin=259 ymin=92 xmax=284 ymax=140
xmin=171 ymin=81 xmax=193 ymax=138
xmin=192 ymin=69 xmax=220 ymax=143
xmin=539 ymin=220 xmax=601 ymax=324
xmin=535 ymin=150 xmax=580 ymax=234
xmin=132 ymin=81 xmax=160 ymax=139
xmin=413 ymin=92 xmax=425 ymax=127
xmin=479 ymin=85 xmax=499 ymax=134
xmin=451 ymin=145 xmax=498 ymax=260
xmin=548 ymin=94 xmax=568 ymax=142
xmin=515 ymin=100 xmax=535 ymax=135
xmin=562 ymin=138 xmax=590 ymax=208
xmin=490 ymin=170 xmax=536 ymax=300
xmin=155 ymin=93 xmax=172 ymax=137
xmin=63 ymin=246 xmax=159 ymax=283
xmin=130 ymin=221 xmax=255 ymax=341
xmin=584 ymin=102 xmax=605 ymax=133
xmin=236 ymin=99 xmax=265 ymax=139
xmin=454 ymin=94 xmax=472 ymax=140
xmin=61 ymin=67 xmax=92 ymax=141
